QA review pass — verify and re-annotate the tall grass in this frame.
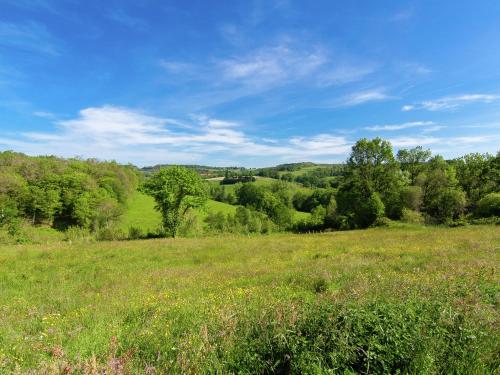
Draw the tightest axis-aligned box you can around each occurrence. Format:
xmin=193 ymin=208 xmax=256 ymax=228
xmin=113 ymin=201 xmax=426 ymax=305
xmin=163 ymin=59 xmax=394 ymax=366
xmin=0 ymin=225 xmax=498 ymax=373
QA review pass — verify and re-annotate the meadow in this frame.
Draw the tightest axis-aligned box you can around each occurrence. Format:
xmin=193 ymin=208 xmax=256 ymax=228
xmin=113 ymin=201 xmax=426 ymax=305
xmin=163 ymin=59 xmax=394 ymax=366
xmin=0 ymin=225 xmax=498 ymax=373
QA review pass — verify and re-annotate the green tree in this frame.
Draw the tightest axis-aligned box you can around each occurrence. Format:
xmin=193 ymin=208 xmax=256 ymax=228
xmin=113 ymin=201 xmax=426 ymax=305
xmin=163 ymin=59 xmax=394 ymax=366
xmin=342 ymin=138 xmax=407 ymax=220
xmin=476 ymin=192 xmax=500 ymax=218
xmin=141 ymin=166 xmax=207 ymax=237
xmin=453 ymin=153 xmax=497 ymax=207
xmin=397 ymin=146 xmax=432 ymax=184
xmin=422 ymin=156 xmax=466 ymax=223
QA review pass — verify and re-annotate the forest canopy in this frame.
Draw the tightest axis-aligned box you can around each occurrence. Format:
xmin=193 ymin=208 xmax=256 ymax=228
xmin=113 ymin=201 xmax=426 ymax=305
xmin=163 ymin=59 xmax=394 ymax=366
xmin=0 ymin=151 xmax=139 ymax=234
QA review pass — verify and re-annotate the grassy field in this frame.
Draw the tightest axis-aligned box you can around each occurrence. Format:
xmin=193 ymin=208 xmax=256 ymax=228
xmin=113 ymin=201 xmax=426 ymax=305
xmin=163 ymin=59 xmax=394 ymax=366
xmin=120 ymin=191 xmax=310 ymax=234
xmin=119 ymin=192 xmax=238 ymax=233
xmin=0 ymin=225 xmax=498 ymax=373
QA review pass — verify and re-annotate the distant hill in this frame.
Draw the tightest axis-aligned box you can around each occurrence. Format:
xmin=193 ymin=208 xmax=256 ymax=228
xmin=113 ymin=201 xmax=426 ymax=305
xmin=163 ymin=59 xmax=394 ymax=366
xmin=141 ymin=162 xmax=345 ymax=178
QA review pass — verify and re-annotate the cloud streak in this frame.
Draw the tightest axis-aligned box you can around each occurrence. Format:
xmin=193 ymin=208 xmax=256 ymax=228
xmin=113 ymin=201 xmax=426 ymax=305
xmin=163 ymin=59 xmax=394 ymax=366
xmin=0 ymin=21 xmax=59 ymax=55
xmin=336 ymin=89 xmax=393 ymax=107
xmin=364 ymin=121 xmax=434 ymax=131
xmin=402 ymin=94 xmax=500 ymax=111
xmin=3 ymin=106 xmax=352 ymax=166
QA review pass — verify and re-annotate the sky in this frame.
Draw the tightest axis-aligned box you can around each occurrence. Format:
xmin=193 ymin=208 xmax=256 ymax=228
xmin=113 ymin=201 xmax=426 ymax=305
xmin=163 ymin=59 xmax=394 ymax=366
xmin=0 ymin=0 xmax=499 ymax=167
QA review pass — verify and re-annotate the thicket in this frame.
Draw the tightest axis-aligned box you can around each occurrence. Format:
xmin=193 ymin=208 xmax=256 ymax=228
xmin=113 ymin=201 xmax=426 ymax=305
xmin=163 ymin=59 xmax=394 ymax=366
xmin=0 ymin=151 xmax=138 ymax=234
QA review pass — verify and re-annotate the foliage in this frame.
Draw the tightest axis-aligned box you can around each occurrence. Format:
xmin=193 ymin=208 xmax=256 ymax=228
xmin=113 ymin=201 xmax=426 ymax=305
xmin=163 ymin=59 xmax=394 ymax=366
xmin=397 ymin=146 xmax=432 ymax=184
xmin=235 ymin=182 xmax=294 ymax=229
xmin=141 ymin=166 xmax=208 ymax=237
xmin=400 ymin=185 xmax=423 ymax=211
xmin=0 ymin=151 xmax=138 ymax=232
xmin=401 ymin=208 xmax=425 ymax=224
xmin=336 ymin=177 xmax=385 ymax=229
xmin=453 ymin=152 xmax=499 ymax=207
xmin=422 ymin=156 xmax=467 ymax=223
xmin=476 ymin=192 xmax=500 ymax=218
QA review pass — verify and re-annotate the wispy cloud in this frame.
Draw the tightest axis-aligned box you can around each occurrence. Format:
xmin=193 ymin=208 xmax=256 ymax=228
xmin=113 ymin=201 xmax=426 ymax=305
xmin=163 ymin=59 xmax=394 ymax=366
xmin=0 ymin=21 xmax=59 ymax=55
xmin=389 ymin=134 xmax=498 ymax=148
xmin=33 ymin=111 xmax=56 ymax=119
xmin=2 ymin=105 xmax=353 ymax=166
xmin=402 ymin=94 xmax=500 ymax=111
xmin=159 ymin=39 xmax=379 ymax=108
xmin=364 ymin=121 xmax=434 ymax=131
xmin=2 ymin=105 xmax=498 ymax=166
xmin=337 ymin=89 xmax=393 ymax=107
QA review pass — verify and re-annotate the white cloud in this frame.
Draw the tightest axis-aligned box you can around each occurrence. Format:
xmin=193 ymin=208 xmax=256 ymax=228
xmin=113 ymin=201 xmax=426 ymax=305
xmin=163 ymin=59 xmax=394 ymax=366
xmin=389 ymin=134 xmax=498 ymax=148
xmin=365 ymin=121 xmax=434 ymax=131
xmin=4 ymin=105 xmax=354 ymax=166
xmin=403 ymin=94 xmax=500 ymax=111
xmin=159 ymin=39 xmax=378 ymax=104
xmin=33 ymin=111 xmax=56 ymax=119
xmin=337 ymin=89 xmax=393 ymax=107
xmin=218 ymin=43 xmax=328 ymax=88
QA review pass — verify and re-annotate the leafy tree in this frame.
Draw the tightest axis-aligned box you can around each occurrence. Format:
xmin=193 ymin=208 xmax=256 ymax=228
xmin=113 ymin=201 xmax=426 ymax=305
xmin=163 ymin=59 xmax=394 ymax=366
xmin=336 ymin=177 xmax=385 ymax=228
xmin=400 ymin=186 xmax=423 ymax=211
xmin=397 ymin=146 xmax=432 ymax=184
xmin=476 ymin=192 xmax=500 ymax=218
xmin=141 ymin=166 xmax=207 ymax=237
xmin=341 ymin=138 xmax=406 ymax=220
xmin=453 ymin=153 xmax=498 ymax=207
xmin=422 ymin=156 xmax=466 ymax=223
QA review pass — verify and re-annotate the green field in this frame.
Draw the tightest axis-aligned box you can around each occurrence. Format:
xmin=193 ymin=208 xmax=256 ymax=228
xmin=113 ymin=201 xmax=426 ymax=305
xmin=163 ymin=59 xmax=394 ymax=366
xmin=0 ymin=225 xmax=498 ymax=373
xmin=120 ymin=191 xmax=309 ymax=234
xmin=119 ymin=192 xmax=238 ymax=233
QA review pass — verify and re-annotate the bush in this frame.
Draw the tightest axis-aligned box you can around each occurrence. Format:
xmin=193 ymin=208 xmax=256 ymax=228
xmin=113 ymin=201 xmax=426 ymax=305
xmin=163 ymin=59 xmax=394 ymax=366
xmin=128 ymin=226 xmax=144 ymax=240
xmin=401 ymin=185 xmax=423 ymax=211
xmin=372 ymin=216 xmax=393 ymax=227
xmin=401 ymin=208 xmax=425 ymax=224
xmin=64 ymin=225 xmax=92 ymax=242
xmin=476 ymin=192 xmax=500 ymax=218
xmin=224 ymin=299 xmax=496 ymax=374
xmin=95 ymin=226 xmax=125 ymax=241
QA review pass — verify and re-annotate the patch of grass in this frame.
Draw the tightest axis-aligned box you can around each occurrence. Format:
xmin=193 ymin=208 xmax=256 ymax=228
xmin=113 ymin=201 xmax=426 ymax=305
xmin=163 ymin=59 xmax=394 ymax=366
xmin=119 ymin=191 xmax=162 ymax=233
xmin=0 ymin=226 xmax=498 ymax=373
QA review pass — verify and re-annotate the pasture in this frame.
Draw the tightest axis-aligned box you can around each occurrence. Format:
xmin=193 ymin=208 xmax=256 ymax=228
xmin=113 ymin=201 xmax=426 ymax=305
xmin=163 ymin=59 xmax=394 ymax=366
xmin=0 ymin=225 xmax=498 ymax=373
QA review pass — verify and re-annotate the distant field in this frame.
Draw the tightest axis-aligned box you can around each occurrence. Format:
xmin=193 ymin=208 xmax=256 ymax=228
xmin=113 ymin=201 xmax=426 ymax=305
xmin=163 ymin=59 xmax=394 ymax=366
xmin=0 ymin=226 xmax=498 ymax=373
xmin=121 ymin=191 xmax=310 ymax=233
xmin=119 ymin=191 xmax=162 ymax=232
xmin=119 ymin=192 xmax=239 ymax=232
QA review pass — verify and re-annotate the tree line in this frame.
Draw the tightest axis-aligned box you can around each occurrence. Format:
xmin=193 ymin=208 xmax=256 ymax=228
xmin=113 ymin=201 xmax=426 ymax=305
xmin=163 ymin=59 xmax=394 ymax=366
xmin=204 ymin=138 xmax=499 ymax=234
xmin=1 ymin=137 xmax=498 ymax=240
xmin=0 ymin=151 xmax=139 ymax=236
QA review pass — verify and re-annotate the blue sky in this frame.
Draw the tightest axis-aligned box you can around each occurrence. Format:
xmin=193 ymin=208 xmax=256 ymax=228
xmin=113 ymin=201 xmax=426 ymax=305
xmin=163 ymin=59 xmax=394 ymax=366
xmin=0 ymin=0 xmax=499 ymax=167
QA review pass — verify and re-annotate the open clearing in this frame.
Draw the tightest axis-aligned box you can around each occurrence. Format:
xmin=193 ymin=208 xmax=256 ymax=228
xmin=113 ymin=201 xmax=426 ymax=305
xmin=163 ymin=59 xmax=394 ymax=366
xmin=0 ymin=225 xmax=498 ymax=373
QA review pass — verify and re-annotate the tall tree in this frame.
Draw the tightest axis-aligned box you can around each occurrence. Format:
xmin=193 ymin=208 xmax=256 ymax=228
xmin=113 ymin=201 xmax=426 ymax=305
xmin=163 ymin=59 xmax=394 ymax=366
xmin=141 ymin=166 xmax=207 ymax=237
xmin=343 ymin=138 xmax=407 ymax=220
xmin=397 ymin=146 xmax=432 ymax=184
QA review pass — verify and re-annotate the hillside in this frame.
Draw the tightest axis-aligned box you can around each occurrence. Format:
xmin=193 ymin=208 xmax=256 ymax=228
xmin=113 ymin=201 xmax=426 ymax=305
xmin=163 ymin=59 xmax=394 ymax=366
xmin=120 ymin=191 xmax=310 ymax=235
xmin=119 ymin=192 xmax=238 ymax=233
xmin=0 ymin=226 xmax=497 ymax=373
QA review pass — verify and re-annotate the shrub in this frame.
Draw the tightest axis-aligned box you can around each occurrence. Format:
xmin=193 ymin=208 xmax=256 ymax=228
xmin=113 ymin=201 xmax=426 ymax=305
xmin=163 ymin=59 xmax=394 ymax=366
xmin=372 ymin=216 xmax=393 ymax=227
xmin=436 ymin=189 xmax=466 ymax=222
xmin=224 ymin=299 xmax=496 ymax=374
xmin=476 ymin=192 xmax=500 ymax=218
xmin=128 ymin=226 xmax=144 ymax=240
xmin=95 ymin=227 xmax=125 ymax=241
xmin=401 ymin=208 xmax=425 ymax=224
xmin=64 ymin=225 xmax=92 ymax=242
